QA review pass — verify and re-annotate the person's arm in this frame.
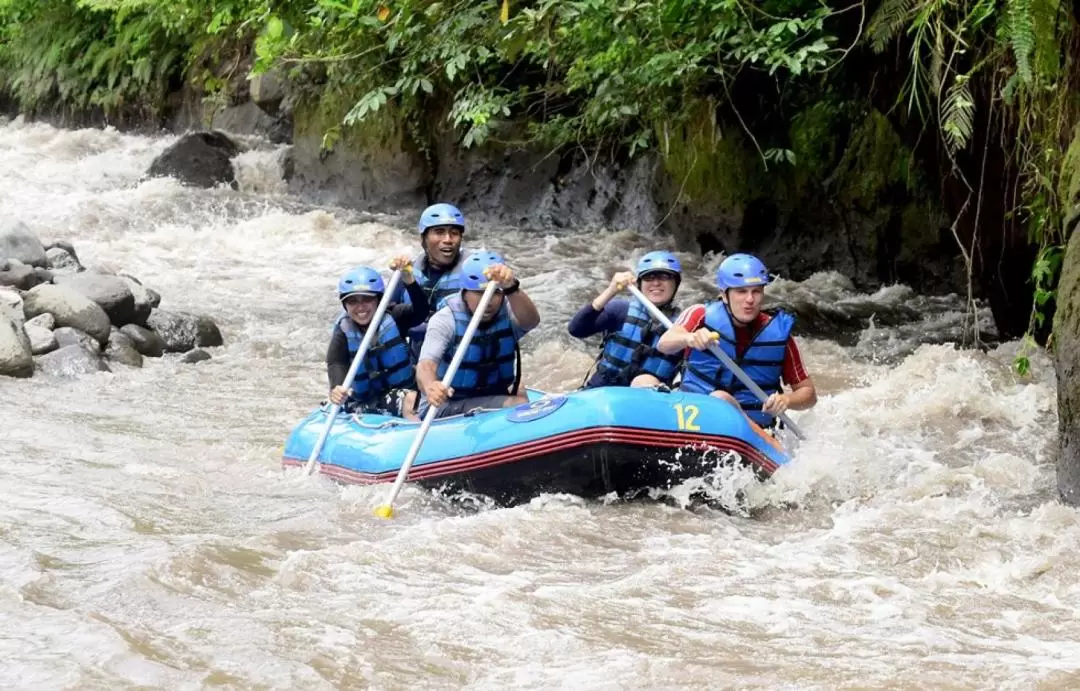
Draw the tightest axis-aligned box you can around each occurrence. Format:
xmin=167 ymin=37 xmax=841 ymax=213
xmin=567 ymin=299 xmax=629 ymax=338
xmin=325 ymin=328 xmax=350 ymax=389
xmin=416 ymin=309 xmax=456 ymax=407
xmin=486 ymin=264 xmax=540 ymax=331
xmin=504 ymin=284 xmax=540 ymax=332
xmin=763 ymin=337 xmax=818 ymax=415
xmin=390 ymin=280 xmax=430 ymax=330
xmin=657 ymin=305 xmax=712 ymax=354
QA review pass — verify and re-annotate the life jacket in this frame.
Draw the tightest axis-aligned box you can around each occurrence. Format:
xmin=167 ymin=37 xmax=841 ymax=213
xmin=593 ymin=298 xmax=683 ymax=387
xmin=679 ymin=302 xmax=795 ymax=426
xmin=436 ymin=294 xmax=519 ymax=399
xmin=336 ymin=312 xmax=415 ymax=404
xmin=402 ymin=251 xmax=472 ymax=360
xmin=405 ymin=251 xmax=472 ymax=315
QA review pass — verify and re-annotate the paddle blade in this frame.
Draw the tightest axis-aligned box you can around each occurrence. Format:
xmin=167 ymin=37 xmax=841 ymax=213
xmin=373 ymin=504 xmax=394 ymax=519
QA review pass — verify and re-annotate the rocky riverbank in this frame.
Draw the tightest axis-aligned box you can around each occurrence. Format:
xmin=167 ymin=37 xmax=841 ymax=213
xmin=0 ymin=219 xmax=222 ymax=378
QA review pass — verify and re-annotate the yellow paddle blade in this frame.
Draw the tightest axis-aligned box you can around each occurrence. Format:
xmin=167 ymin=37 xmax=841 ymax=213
xmin=374 ymin=504 xmax=394 ymax=519
xmin=499 ymin=0 xmax=509 ymax=25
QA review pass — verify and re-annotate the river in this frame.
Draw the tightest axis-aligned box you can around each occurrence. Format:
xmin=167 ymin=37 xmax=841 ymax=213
xmin=0 ymin=117 xmax=1073 ymax=689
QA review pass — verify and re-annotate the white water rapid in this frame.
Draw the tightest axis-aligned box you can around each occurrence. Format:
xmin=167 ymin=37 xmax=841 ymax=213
xmin=0 ymin=117 xmax=1072 ymax=689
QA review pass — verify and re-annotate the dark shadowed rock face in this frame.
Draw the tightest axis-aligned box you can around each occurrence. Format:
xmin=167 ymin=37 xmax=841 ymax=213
xmin=1055 ymin=226 xmax=1080 ymax=505
xmin=147 ymin=131 xmax=240 ymax=189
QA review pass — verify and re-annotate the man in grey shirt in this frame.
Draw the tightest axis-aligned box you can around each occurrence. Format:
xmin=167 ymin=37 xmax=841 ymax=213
xmin=416 ymin=253 xmax=541 ymax=418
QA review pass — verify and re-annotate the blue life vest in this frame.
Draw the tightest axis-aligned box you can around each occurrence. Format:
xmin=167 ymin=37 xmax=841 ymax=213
xmin=593 ymin=299 xmax=682 ymax=387
xmin=400 ymin=251 xmax=472 ymax=315
xmin=680 ymin=302 xmax=795 ymax=426
xmin=400 ymin=251 xmax=472 ymax=360
xmin=336 ymin=312 xmax=415 ymax=404
xmin=436 ymin=294 xmax=519 ymax=399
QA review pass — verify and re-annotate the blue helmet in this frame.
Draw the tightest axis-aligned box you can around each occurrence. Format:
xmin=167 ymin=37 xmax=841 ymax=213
xmin=636 ymin=251 xmax=682 ymax=280
xmin=338 ymin=266 xmax=385 ymax=302
xmin=459 ymin=250 xmax=505 ymax=291
xmin=418 ymin=203 xmax=465 ymax=234
xmin=716 ymin=253 xmax=770 ymax=290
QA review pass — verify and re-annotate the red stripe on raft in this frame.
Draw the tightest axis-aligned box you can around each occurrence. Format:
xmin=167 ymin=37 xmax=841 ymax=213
xmin=282 ymin=426 xmax=779 ymax=485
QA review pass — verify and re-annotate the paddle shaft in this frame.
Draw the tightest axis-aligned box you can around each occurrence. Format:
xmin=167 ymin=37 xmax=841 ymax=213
xmin=302 ymin=270 xmax=405 ymax=476
xmin=376 ymin=280 xmax=501 ymax=515
xmin=625 ymin=284 xmax=807 ymax=440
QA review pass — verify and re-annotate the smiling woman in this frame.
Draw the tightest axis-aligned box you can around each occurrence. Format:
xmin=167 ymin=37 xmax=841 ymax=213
xmin=569 ymin=250 xmax=684 ymax=390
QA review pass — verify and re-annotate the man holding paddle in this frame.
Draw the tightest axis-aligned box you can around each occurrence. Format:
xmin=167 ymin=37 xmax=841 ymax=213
xmin=415 ymin=251 xmax=540 ymax=419
xmin=656 ymin=253 xmax=817 ymax=429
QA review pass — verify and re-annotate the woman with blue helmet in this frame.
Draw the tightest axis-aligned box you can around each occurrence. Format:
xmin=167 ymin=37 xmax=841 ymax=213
xmin=326 ymin=256 xmax=429 ymax=419
xmin=657 ymin=253 xmax=817 ymax=427
xmin=568 ymin=250 xmax=685 ymax=389
xmin=415 ymin=250 xmax=541 ymax=419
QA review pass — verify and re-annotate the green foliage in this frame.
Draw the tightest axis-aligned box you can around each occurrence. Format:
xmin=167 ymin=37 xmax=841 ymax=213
xmin=868 ymin=0 xmax=1077 ymax=370
xmin=0 ymin=0 xmax=280 ymax=116
xmin=250 ymin=0 xmax=843 ymax=152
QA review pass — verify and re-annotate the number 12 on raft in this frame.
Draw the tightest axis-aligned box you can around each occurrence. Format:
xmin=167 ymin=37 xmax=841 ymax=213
xmin=674 ymin=404 xmax=700 ymax=431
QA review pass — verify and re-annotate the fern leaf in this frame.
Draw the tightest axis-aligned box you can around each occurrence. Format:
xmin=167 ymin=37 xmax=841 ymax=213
xmin=1006 ymin=0 xmax=1035 ymax=84
xmin=867 ymin=0 xmax=920 ymax=53
xmin=941 ymin=78 xmax=974 ymax=153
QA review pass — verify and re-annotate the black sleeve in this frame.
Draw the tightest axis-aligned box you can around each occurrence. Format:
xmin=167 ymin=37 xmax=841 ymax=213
xmin=326 ymin=327 xmax=351 ymax=389
xmin=390 ymin=280 xmax=431 ymax=331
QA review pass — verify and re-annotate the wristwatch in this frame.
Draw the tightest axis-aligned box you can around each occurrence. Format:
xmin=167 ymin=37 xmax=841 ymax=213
xmin=501 ymin=279 xmax=520 ymax=295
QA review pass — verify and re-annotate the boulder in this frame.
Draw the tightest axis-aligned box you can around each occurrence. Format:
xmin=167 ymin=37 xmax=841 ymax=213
xmin=117 ymin=274 xmax=155 ymax=325
xmin=25 ymin=323 xmax=57 ymax=356
xmin=35 ymin=344 xmax=110 ymax=377
xmin=119 ymin=323 xmax=165 ymax=357
xmin=25 ymin=313 xmax=55 ymax=330
xmin=54 ymin=326 xmax=102 ymax=352
xmin=52 ymin=272 xmax=137 ymax=326
xmin=0 ymin=220 xmax=47 ymax=268
xmin=0 ymin=263 xmax=33 ymax=289
xmin=1 ymin=288 xmax=26 ymax=329
xmin=250 ymin=70 xmax=285 ymax=114
xmin=105 ymin=328 xmax=143 ymax=368
xmin=0 ymin=264 xmax=52 ymax=290
xmin=181 ymin=348 xmax=212 ymax=364
xmin=22 ymin=284 xmax=111 ymax=345
xmin=145 ymin=309 xmax=223 ymax=352
xmin=25 ymin=312 xmax=58 ymax=356
xmin=45 ymin=246 xmax=81 ymax=272
xmin=146 ymin=131 xmax=239 ymax=189
xmin=0 ymin=289 xmax=32 ymax=378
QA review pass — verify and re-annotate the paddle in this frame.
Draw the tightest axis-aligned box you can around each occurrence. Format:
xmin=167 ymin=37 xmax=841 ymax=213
xmin=302 ymin=269 xmax=405 ymax=477
xmin=374 ymin=279 xmax=502 ymax=518
xmin=625 ymin=283 xmax=807 ymax=440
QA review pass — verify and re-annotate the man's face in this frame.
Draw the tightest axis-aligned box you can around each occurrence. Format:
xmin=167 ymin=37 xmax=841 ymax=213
xmin=463 ymin=288 xmax=504 ymax=321
xmin=343 ymin=294 xmax=379 ymax=326
xmin=722 ymin=286 xmax=764 ymax=323
xmin=422 ymin=226 xmax=464 ymax=268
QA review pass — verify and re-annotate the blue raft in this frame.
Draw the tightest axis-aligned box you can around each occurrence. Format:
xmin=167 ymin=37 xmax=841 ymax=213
xmin=282 ymin=387 xmax=791 ymax=505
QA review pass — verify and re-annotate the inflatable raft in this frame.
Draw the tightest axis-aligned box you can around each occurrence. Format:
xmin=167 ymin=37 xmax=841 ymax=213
xmin=282 ymin=387 xmax=791 ymax=504
xmin=285 ymin=386 xmax=794 ymax=505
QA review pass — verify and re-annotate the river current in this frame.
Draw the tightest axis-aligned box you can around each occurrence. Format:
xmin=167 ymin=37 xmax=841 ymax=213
xmin=0 ymin=118 xmax=1072 ymax=689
